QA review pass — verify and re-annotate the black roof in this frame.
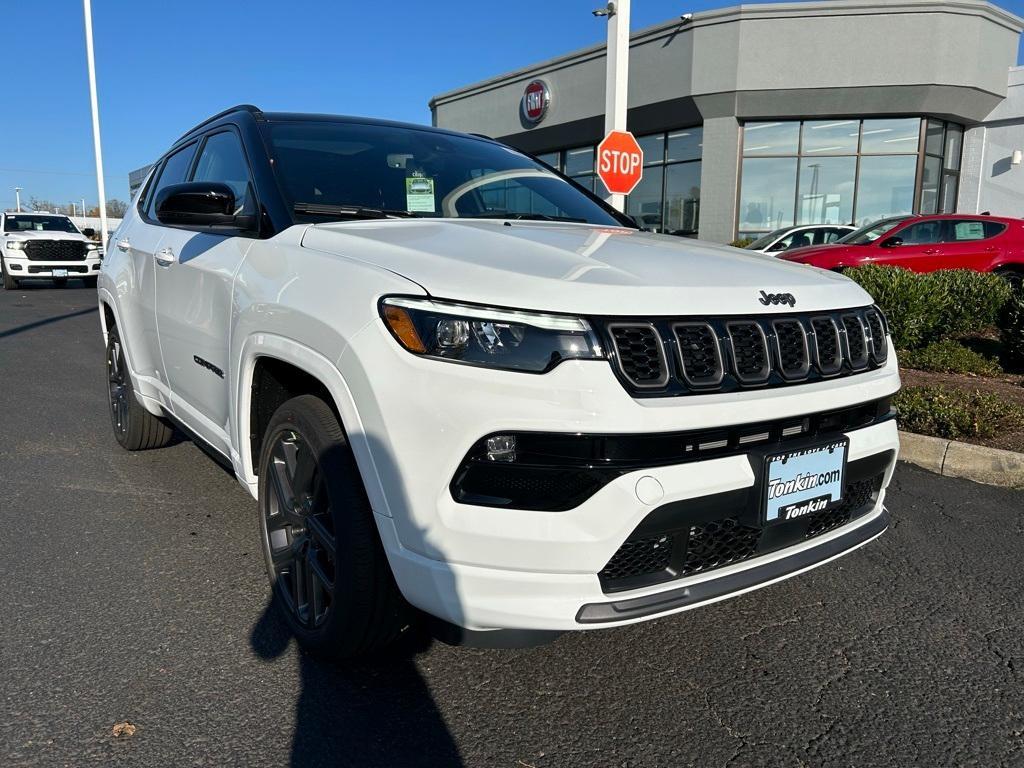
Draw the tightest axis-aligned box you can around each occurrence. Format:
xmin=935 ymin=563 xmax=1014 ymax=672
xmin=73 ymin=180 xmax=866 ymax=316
xmin=177 ymin=104 xmax=492 ymax=145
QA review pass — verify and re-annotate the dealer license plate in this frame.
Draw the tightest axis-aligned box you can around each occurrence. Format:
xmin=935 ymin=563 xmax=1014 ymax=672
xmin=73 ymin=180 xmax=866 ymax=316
xmin=764 ymin=439 xmax=847 ymax=525
xmin=53 ymin=268 xmax=68 ymax=278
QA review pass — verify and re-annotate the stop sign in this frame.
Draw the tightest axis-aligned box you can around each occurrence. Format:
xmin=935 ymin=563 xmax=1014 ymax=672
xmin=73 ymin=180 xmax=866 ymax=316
xmin=597 ymin=130 xmax=644 ymax=195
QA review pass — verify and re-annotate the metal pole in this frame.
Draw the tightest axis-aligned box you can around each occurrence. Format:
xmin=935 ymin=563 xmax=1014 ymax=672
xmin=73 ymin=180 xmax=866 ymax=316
xmin=14 ymin=187 xmax=21 ymax=212
xmin=603 ymin=0 xmax=630 ymax=212
xmin=82 ymin=198 xmax=87 ymax=217
xmin=82 ymin=0 xmax=109 ymax=246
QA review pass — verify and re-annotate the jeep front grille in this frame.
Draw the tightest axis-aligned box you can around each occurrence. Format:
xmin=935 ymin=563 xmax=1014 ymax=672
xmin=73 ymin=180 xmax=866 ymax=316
xmin=24 ymin=240 xmax=87 ymax=262
xmin=602 ymin=306 xmax=886 ymax=397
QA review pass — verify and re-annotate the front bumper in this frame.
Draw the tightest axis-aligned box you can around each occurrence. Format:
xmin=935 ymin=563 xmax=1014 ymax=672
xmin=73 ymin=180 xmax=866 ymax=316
xmin=340 ymin=319 xmax=901 ymax=632
xmin=3 ymin=255 xmax=101 ymax=277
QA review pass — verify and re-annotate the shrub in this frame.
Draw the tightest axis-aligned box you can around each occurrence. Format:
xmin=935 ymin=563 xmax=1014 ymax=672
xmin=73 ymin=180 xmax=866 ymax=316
xmin=898 ymin=340 xmax=1002 ymax=377
xmin=730 ymin=237 xmax=755 ymax=248
xmin=845 ymin=266 xmax=1012 ymax=350
xmin=894 ymin=386 xmax=1024 ymax=440
xmin=1001 ymin=288 xmax=1024 ymax=371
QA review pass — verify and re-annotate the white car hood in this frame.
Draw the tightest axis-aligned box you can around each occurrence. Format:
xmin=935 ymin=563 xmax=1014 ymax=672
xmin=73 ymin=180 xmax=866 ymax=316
xmin=4 ymin=230 xmax=90 ymax=243
xmin=301 ymin=220 xmax=872 ymax=316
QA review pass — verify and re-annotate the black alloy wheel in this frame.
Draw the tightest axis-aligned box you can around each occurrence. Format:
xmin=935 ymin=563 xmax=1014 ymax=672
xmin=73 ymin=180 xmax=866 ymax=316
xmin=104 ymin=325 xmax=174 ymax=450
xmin=107 ymin=333 xmax=130 ymax=440
xmin=264 ymin=429 xmax=337 ymax=629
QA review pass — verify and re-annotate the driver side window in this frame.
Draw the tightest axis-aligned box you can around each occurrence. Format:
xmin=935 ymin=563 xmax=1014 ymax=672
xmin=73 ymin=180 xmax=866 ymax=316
xmin=898 ymin=221 xmax=944 ymax=245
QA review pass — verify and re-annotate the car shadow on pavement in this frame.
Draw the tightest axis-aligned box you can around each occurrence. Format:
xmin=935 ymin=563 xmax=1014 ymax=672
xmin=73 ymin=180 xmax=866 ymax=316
xmin=0 ymin=304 xmax=97 ymax=340
xmin=250 ymin=597 xmax=464 ymax=767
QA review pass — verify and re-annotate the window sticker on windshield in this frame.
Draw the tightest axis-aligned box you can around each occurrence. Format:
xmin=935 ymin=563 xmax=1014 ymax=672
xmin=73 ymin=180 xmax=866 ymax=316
xmin=405 ymin=175 xmax=436 ymax=213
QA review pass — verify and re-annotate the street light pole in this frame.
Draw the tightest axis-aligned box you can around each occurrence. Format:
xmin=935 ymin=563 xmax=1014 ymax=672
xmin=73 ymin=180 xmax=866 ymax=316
xmin=82 ymin=0 xmax=109 ymax=245
xmin=14 ymin=187 xmax=22 ymax=212
xmin=595 ymin=0 xmax=631 ymax=212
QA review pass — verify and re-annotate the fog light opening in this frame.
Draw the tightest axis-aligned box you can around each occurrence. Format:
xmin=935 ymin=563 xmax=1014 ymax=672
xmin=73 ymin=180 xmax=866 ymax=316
xmin=486 ymin=435 xmax=517 ymax=462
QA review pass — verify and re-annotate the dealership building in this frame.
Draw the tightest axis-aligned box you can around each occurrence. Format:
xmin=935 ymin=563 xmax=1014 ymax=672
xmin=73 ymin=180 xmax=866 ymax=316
xmin=430 ymin=0 xmax=1024 ymax=243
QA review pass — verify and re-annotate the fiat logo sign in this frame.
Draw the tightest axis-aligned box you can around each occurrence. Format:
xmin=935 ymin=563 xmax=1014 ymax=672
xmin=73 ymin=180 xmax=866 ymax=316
xmin=521 ymin=79 xmax=551 ymax=124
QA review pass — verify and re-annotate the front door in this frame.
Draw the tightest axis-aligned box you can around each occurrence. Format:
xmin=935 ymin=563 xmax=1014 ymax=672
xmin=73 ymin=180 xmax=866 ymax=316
xmin=153 ymin=128 xmax=259 ymax=456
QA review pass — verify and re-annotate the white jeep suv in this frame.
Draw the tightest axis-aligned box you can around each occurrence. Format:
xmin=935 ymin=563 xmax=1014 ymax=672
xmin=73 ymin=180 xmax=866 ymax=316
xmin=99 ymin=106 xmax=901 ymax=659
xmin=2 ymin=211 xmax=103 ymax=288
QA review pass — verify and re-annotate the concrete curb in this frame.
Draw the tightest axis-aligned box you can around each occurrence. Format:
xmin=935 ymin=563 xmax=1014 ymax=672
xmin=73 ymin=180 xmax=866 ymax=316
xmin=898 ymin=431 xmax=1024 ymax=489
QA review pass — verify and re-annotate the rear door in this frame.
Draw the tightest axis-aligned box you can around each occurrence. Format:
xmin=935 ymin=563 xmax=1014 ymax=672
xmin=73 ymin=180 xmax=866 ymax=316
xmin=116 ymin=142 xmax=198 ymax=407
xmin=152 ymin=127 xmax=258 ymax=456
xmin=937 ymin=219 xmax=1008 ymax=272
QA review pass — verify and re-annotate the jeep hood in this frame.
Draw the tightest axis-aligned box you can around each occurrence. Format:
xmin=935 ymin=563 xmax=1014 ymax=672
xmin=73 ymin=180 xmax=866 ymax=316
xmin=301 ymin=220 xmax=872 ymax=315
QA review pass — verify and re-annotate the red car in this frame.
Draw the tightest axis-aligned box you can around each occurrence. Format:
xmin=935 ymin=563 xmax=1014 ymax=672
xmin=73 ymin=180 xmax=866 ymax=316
xmin=779 ymin=214 xmax=1024 ymax=280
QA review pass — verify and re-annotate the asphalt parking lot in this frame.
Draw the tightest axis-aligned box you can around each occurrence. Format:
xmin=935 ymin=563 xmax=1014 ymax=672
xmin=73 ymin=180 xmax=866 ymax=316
xmin=1 ymin=281 xmax=1023 ymax=768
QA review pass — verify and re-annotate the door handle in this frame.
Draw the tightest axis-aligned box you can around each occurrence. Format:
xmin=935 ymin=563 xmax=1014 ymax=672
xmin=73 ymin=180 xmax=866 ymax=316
xmin=116 ymin=238 xmax=131 ymax=252
xmin=155 ymin=247 xmax=177 ymax=266
xmin=923 ymin=248 xmax=938 ymax=254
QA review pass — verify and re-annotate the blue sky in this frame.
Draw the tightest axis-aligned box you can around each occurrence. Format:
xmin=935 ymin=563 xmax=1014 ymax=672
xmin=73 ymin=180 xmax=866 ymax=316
xmin=3 ymin=0 xmax=1023 ymax=210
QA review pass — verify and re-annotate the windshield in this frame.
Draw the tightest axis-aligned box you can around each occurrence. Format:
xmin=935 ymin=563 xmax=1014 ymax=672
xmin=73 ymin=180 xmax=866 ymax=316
xmin=837 ymin=216 xmax=911 ymax=245
xmin=263 ymin=120 xmax=627 ymax=227
xmin=4 ymin=215 xmax=79 ymax=234
xmin=746 ymin=228 xmax=793 ymax=250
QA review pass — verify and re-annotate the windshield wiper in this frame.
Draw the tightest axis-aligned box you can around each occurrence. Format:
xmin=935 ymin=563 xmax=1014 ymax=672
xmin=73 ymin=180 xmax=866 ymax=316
xmin=293 ymin=202 xmax=418 ymax=220
xmin=467 ymin=213 xmax=588 ymax=223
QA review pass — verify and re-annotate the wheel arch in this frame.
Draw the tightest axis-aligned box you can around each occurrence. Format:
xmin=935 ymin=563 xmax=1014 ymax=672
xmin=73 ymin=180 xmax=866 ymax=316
xmin=235 ymin=334 xmax=390 ymax=517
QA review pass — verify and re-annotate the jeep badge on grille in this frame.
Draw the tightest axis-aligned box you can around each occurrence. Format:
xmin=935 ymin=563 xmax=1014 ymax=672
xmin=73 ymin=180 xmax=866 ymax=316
xmin=758 ymin=291 xmax=796 ymax=307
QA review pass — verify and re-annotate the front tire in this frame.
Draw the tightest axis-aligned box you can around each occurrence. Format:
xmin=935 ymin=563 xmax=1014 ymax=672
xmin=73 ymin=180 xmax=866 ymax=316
xmin=257 ymin=395 xmax=410 ymax=661
xmin=2 ymin=262 xmax=16 ymax=290
xmin=106 ymin=326 xmax=175 ymax=450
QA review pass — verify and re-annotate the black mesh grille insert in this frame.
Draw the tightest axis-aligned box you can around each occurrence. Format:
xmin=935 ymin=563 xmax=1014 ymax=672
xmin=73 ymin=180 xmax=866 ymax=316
xmin=24 ymin=240 xmax=87 ymax=262
xmin=842 ymin=315 xmax=868 ymax=368
xmin=773 ymin=320 xmax=808 ymax=379
xmin=599 ymin=534 xmax=673 ymax=582
xmin=674 ymin=323 xmax=722 ymax=386
xmin=804 ymin=476 xmax=877 ymax=537
xmin=727 ymin=322 xmax=769 ymax=382
xmin=610 ymin=324 xmax=667 ymax=387
xmin=681 ymin=518 xmax=761 ymax=576
xmin=864 ymin=310 xmax=887 ymax=364
xmin=811 ymin=317 xmax=842 ymax=375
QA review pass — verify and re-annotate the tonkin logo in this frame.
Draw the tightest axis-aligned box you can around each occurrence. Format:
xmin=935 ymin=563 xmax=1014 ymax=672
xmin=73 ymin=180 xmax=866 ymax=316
xmin=759 ymin=291 xmax=796 ymax=307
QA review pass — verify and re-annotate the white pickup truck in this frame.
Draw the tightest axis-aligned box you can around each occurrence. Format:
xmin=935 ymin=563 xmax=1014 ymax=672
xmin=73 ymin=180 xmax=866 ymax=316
xmin=1 ymin=212 xmax=103 ymax=289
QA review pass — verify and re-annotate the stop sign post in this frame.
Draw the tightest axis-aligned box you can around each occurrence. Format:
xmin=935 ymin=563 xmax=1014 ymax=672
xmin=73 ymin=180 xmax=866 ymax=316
xmin=597 ymin=130 xmax=643 ymax=200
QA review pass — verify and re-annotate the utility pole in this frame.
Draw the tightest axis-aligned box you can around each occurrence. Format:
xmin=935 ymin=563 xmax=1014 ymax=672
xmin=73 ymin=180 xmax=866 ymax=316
xmin=81 ymin=198 xmax=87 ymax=217
xmin=82 ymin=0 xmax=109 ymax=245
xmin=594 ymin=0 xmax=631 ymax=211
xmin=14 ymin=187 xmax=22 ymax=212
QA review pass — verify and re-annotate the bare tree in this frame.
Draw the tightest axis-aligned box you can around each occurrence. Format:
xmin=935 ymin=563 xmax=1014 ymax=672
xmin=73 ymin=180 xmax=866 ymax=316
xmin=105 ymin=199 xmax=128 ymax=218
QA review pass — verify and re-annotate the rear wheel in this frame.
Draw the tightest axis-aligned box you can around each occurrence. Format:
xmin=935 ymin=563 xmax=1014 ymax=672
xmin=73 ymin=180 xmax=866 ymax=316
xmin=106 ymin=326 xmax=175 ymax=450
xmin=995 ymin=268 xmax=1024 ymax=292
xmin=257 ymin=394 xmax=410 ymax=661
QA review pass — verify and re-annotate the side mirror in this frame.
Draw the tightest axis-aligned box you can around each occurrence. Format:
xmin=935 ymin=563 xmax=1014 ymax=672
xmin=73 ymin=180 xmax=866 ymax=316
xmin=880 ymin=236 xmax=903 ymax=248
xmin=82 ymin=227 xmax=95 ymax=238
xmin=155 ymin=182 xmax=255 ymax=231
xmin=767 ymin=241 xmax=789 ymax=252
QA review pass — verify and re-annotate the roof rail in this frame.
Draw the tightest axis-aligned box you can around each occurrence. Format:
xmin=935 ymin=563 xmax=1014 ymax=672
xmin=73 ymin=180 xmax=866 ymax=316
xmin=176 ymin=104 xmax=262 ymax=142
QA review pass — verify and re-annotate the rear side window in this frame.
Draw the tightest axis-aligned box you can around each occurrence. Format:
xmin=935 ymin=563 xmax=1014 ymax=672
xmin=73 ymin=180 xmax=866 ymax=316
xmin=191 ymin=131 xmax=255 ymax=215
xmin=950 ymin=220 xmax=1006 ymax=241
xmin=146 ymin=142 xmax=198 ymax=216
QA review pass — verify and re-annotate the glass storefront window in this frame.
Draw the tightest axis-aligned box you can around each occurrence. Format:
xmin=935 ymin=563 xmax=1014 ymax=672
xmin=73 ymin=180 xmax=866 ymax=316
xmin=626 ymin=166 xmax=665 ymax=231
xmin=944 ymin=125 xmax=963 ymax=170
xmin=743 ymin=122 xmax=800 ymax=156
xmin=797 ymin=156 xmax=855 ymax=225
xmin=801 ymin=120 xmax=859 ymax=155
xmin=667 ymin=127 xmax=702 ymax=162
xmin=535 ymin=152 xmax=560 ymax=171
xmin=920 ymin=155 xmax=942 ymax=214
xmin=924 ymin=119 xmax=945 ymax=156
xmin=638 ymin=134 xmax=665 ymax=166
xmin=940 ymin=174 xmax=959 ymax=213
xmin=860 ymin=118 xmax=921 ymax=153
xmin=665 ymin=162 xmax=701 ymax=235
xmin=564 ymin=146 xmax=594 ymax=176
xmin=855 ymin=155 xmax=917 ymax=225
xmin=739 ymin=157 xmax=798 ymax=231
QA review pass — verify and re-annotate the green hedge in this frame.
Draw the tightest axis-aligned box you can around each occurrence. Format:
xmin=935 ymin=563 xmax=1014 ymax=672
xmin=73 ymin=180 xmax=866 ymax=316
xmin=897 ymin=340 xmax=1002 ymax=377
xmin=845 ymin=266 xmax=1012 ymax=350
xmin=1001 ymin=288 xmax=1024 ymax=370
xmin=895 ymin=386 xmax=1024 ymax=440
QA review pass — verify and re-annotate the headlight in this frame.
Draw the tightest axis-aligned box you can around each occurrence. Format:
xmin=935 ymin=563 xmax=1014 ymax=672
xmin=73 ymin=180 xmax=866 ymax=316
xmin=380 ymin=296 xmax=604 ymax=373
xmin=86 ymin=243 xmax=100 ymax=251
xmin=5 ymin=241 xmax=24 ymax=251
